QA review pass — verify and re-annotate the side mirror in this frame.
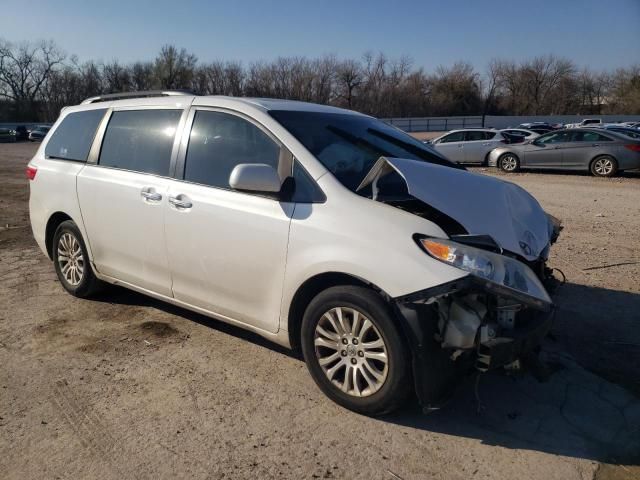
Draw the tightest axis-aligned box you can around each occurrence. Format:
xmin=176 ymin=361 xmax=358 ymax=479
xmin=229 ymin=163 xmax=281 ymax=193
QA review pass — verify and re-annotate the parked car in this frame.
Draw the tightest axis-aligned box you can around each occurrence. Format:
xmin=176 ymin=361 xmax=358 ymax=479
xmin=500 ymin=128 xmax=541 ymax=140
xmin=28 ymin=125 xmax=51 ymax=141
xmin=564 ymin=118 xmax=602 ymax=128
xmin=14 ymin=125 xmax=33 ymax=141
xmin=518 ymin=122 xmax=555 ymax=130
xmin=28 ymin=91 xmax=561 ymax=415
xmin=430 ymin=129 xmax=510 ymax=164
xmin=528 ymin=126 xmax=555 ymax=135
xmin=600 ymin=125 xmax=640 ymax=140
xmin=488 ymin=128 xmax=640 ymax=177
xmin=0 ymin=127 xmax=17 ymax=142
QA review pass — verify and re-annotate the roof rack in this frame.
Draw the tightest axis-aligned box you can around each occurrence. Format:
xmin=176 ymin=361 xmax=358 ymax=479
xmin=81 ymin=90 xmax=195 ymax=105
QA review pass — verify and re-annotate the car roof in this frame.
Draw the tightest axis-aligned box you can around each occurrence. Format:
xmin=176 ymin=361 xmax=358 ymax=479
xmin=63 ymin=94 xmax=362 ymax=117
xmin=446 ymin=128 xmax=495 ymax=133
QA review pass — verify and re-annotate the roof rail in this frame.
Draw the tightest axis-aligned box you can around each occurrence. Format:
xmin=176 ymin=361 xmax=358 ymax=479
xmin=81 ymin=90 xmax=195 ymax=105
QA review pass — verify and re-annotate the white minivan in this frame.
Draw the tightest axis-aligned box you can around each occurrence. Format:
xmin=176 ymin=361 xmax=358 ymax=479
xmin=28 ymin=91 xmax=561 ymax=415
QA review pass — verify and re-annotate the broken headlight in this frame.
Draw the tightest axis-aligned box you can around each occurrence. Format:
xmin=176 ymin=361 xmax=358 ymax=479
xmin=415 ymin=236 xmax=552 ymax=311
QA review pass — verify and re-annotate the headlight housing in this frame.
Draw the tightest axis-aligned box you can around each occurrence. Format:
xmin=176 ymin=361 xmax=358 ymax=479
xmin=416 ymin=236 xmax=552 ymax=311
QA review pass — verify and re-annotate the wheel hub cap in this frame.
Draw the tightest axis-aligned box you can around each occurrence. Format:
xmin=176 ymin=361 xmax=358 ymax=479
xmin=57 ymin=232 xmax=84 ymax=286
xmin=314 ymin=307 xmax=389 ymax=398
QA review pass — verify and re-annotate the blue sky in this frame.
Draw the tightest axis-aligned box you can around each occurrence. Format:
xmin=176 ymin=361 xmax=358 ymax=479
xmin=1 ymin=0 xmax=639 ymax=71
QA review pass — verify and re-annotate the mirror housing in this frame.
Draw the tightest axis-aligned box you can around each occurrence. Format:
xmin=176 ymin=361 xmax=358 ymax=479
xmin=229 ymin=163 xmax=281 ymax=193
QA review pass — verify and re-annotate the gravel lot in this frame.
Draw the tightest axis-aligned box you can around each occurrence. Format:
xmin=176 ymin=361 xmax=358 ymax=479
xmin=1 ymin=142 xmax=639 ymax=480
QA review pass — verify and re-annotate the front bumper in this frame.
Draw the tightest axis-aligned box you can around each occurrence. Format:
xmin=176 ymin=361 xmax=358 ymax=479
xmin=395 ymin=278 xmax=555 ymax=409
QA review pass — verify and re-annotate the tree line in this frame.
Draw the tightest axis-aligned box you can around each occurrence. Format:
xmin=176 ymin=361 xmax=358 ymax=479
xmin=1 ymin=39 xmax=638 ymax=122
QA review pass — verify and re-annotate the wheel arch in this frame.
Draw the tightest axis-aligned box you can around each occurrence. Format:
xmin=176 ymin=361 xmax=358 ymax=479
xmin=44 ymin=212 xmax=74 ymax=260
xmin=286 ymin=272 xmax=391 ymax=351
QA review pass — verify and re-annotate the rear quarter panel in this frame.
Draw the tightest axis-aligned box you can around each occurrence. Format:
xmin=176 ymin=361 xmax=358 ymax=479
xmin=28 ymin=153 xmax=90 ymax=260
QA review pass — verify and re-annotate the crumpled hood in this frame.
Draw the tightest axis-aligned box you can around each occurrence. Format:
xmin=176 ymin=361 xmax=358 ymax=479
xmin=357 ymin=157 xmax=552 ymax=261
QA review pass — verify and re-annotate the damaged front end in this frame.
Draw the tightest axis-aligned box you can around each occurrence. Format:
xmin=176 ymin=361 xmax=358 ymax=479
xmin=395 ymin=238 xmax=557 ymax=409
xmin=358 ymin=157 xmax=562 ymax=409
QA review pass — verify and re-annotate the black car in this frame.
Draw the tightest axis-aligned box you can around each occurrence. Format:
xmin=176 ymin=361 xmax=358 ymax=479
xmin=14 ymin=125 xmax=32 ymax=141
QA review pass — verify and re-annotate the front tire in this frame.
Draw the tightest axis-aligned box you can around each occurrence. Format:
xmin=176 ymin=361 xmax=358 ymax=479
xmin=499 ymin=153 xmax=520 ymax=172
xmin=301 ymin=286 xmax=411 ymax=416
xmin=590 ymin=155 xmax=618 ymax=177
xmin=52 ymin=220 xmax=103 ymax=297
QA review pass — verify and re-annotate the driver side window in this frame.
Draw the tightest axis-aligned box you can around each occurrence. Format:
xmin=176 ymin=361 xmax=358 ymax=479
xmin=183 ymin=110 xmax=281 ymax=189
xmin=440 ymin=131 xmax=464 ymax=143
xmin=537 ymin=131 xmax=571 ymax=144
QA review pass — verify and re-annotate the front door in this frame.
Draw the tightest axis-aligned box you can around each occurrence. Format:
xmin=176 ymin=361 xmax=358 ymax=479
xmin=164 ymin=109 xmax=293 ymax=333
xmin=434 ymin=131 xmax=465 ymax=163
xmin=77 ymin=108 xmax=184 ymax=296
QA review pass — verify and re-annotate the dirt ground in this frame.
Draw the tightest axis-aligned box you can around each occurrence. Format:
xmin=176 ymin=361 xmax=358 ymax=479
xmin=1 ymin=142 xmax=639 ymax=480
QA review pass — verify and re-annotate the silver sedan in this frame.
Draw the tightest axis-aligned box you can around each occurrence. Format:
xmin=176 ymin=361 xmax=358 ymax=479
xmin=488 ymin=128 xmax=640 ymax=177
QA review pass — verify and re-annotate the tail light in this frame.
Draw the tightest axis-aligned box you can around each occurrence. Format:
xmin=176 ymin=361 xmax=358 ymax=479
xmin=624 ymin=144 xmax=640 ymax=153
xmin=26 ymin=165 xmax=37 ymax=180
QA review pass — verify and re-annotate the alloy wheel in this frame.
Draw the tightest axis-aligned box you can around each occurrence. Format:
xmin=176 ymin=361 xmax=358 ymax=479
xmin=593 ymin=157 xmax=614 ymax=176
xmin=501 ymin=155 xmax=518 ymax=171
xmin=57 ymin=232 xmax=84 ymax=286
xmin=314 ymin=307 xmax=388 ymax=397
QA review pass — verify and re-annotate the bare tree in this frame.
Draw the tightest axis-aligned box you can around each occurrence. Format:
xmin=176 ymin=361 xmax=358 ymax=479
xmin=154 ymin=45 xmax=197 ymax=90
xmin=335 ymin=59 xmax=362 ymax=108
xmin=1 ymin=38 xmax=639 ymax=121
xmin=0 ymin=39 xmax=65 ymax=117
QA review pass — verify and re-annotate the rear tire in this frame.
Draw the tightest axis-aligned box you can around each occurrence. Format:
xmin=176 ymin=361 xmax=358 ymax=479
xmin=52 ymin=220 xmax=104 ymax=298
xmin=499 ymin=153 xmax=520 ymax=172
xmin=590 ymin=155 xmax=618 ymax=177
xmin=301 ymin=285 xmax=411 ymax=416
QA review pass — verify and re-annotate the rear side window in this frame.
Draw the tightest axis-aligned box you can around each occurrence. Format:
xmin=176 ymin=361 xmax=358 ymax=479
xmin=183 ymin=110 xmax=280 ymax=189
xmin=571 ymin=131 xmax=613 ymax=142
xmin=99 ymin=110 xmax=182 ymax=176
xmin=45 ymin=109 xmax=106 ymax=161
xmin=465 ymin=131 xmax=493 ymax=141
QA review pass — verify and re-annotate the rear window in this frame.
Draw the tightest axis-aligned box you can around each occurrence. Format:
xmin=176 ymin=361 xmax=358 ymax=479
xmin=99 ymin=109 xmax=182 ymax=176
xmin=572 ymin=131 xmax=613 ymax=142
xmin=45 ymin=109 xmax=107 ymax=161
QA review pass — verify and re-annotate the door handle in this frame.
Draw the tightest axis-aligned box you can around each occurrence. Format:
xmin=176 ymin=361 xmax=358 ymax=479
xmin=140 ymin=187 xmax=162 ymax=202
xmin=591 ymin=143 xmax=600 ymax=147
xmin=168 ymin=194 xmax=193 ymax=210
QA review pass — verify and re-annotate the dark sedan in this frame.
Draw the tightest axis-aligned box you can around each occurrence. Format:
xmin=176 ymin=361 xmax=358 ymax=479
xmin=600 ymin=125 xmax=640 ymax=140
xmin=488 ymin=128 xmax=640 ymax=177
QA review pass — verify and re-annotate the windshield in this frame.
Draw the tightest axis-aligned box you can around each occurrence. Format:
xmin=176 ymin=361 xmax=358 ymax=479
xmin=269 ymin=110 xmax=460 ymax=192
